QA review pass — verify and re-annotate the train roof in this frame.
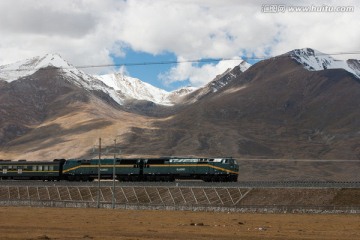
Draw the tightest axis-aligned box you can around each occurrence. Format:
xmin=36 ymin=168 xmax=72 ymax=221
xmin=0 ymin=159 xmax=64 ymax=164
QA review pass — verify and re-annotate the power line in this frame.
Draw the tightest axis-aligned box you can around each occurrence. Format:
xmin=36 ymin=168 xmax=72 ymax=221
xmin=1 ymin=51 xmax=360 ymax=72
xmin=77 ymin=58 xmax=240 ymax=69
xmin=63 ymin=51 xmax=360 ymax=69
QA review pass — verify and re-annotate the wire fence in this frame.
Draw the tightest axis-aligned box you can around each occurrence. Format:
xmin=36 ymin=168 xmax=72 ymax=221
xmin=0 ymin=184 xmax=359 ymax=214
xmin=0 ymin=199 xmax=359 ymax=214
xmin=0 ymin=185 xmax=250 ymax=206
xmin=1 ymin=180 xmax=360 ymax=188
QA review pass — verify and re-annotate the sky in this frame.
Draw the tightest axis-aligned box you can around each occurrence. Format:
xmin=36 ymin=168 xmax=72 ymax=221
xmin=0 ymin=0 xmax=359 ymax=91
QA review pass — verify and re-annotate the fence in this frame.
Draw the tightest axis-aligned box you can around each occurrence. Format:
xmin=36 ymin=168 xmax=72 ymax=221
xmin=0 ymin=199 xmax=359 ymax=214
xmin=0 ymin=185 xmax=360 ymax=208
xmin=0 ymin=185 xmax=251 ymax=206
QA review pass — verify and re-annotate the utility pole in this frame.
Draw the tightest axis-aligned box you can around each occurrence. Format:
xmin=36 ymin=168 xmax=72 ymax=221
xmin=112 ymin=138 xmax=117 ymax=209
xmin=97 ymin=137 xmax=101 ymax=208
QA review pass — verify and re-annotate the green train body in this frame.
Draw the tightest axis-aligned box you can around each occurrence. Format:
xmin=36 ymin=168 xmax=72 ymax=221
xmin=0 ymin=157 xmax=239 ymax=182
xmin=63 ymin=157 xmax=239 ymax=182
xmin=0 ymin=159 xmax=65 ymax=180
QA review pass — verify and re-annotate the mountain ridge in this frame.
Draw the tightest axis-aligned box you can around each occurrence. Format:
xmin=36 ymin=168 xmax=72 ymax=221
xmin=0 ymin=54 xmax=200 ymax=106
xmin=118 ymin=49 xmax=360 ymax=160
xmin=287 ymin=48 xmax=360 ymax=79
xmin=0 ymin=48 xmax=359 ymax=160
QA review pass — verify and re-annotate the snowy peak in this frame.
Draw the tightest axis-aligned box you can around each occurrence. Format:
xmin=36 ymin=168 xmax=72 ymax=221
xmin=239 ymin=60 xmax=251 ymax=72
xmin=35 ymin=53 xmax=73 ymax=69
xmin=289 ymin=48 xmax=337 ymax=71
xmin=95 ymin=73 xmax=196 ymax=105
xmin=0 ymin=53 xmax=74 ymax=82
xmin=0 ymin=54 xmax=197 ymax=106
xmin=207 ymin=61 xmax=249 ymax=93
xmin=0 ymin=54 xmax=249 ymax=106
xmin=95 ymin=73 xmax=173 ymax=105
xmin=288 ymin=48 xmax=360 ymax=79
xmin=0 ymin=54 xmax=124 ymax=105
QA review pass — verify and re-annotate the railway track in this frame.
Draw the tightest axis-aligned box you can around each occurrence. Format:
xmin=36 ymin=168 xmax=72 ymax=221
xmin=0 ymin=180 xmax=359 ymax=188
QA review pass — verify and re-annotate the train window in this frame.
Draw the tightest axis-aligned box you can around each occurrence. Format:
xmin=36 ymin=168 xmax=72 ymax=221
xmin=222 ymin=159 xmax=229 ymax=164
xmin=49 ymin=166 xmax=54 ymax=171
xmin=32 ymin=166 xmax=37 ymax=171
xmin=38 ymin=166 xmax=43 ymax=171
xmin=120 ymin=160 xmax=137 ymax=165
xmin=8 ymin=165 xmax=12 ymax=169
xmin=147 ymin=159 xmax=165 ymax=164
xmin=44 ymin=166 xmax=49 ymax=171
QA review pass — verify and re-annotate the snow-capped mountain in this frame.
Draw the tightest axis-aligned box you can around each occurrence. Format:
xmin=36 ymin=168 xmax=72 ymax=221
xmin=95 ymin=73 xmax=200 ymax=105
xmin=1 ymin=49 xmax=360 ymax=161
xmin=0 ymin=53 xmax=122 ymax=104
xmin=0 ymin=53 xmax=74 ymax=82
xmin=95 ymin=73 xmax=173 ymax=105
xmin=0 ymin=54 xmax=197 ymax=106
xmin=289 ymin=48 xmax=360 ymax=79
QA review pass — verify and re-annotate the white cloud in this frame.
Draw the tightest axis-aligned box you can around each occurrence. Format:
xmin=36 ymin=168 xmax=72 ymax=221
xmin=0 ymin=0 xmax=125 ymax=71
xmin=116 ymin=0 xmax=278 ymax=59
xmin=159 ymin=57 xmax=245 ymax=87
xmin=0 ymin=0 xmax=359 ymax=87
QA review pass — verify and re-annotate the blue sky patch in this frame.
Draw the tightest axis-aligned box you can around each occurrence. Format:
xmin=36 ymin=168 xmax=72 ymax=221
xmin=111 ymin=49 xmax=184 ymax=91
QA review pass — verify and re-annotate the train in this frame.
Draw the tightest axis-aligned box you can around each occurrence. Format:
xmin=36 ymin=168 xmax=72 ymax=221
xmin=0 ymin=157 xmax=239 ymax=182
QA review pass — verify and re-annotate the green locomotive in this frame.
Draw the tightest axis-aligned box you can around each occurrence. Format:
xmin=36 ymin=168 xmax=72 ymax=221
xmin=62 ymin=157 xmax=239 ymax=182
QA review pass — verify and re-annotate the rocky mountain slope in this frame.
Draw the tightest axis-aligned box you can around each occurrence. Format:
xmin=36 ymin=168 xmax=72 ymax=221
xmin=119 ymin=49 xmax=360 ymax=159
xmin=0 ymin=48 xmax=359 ymax=160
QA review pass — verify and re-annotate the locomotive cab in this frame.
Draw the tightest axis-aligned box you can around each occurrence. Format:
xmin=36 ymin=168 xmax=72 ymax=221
xmin=223 ymin=158 xmax=239 ymax=172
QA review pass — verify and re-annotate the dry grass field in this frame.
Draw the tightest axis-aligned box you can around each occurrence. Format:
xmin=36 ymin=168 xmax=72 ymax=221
xmin=0 ymin=207 xmax=359 ymax=240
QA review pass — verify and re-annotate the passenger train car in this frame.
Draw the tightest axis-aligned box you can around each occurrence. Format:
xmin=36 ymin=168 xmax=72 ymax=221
xmin=0 ymin=159 xmax=65 ymax=181
xmin=0 ymin=157 xmax=239 ymax=182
